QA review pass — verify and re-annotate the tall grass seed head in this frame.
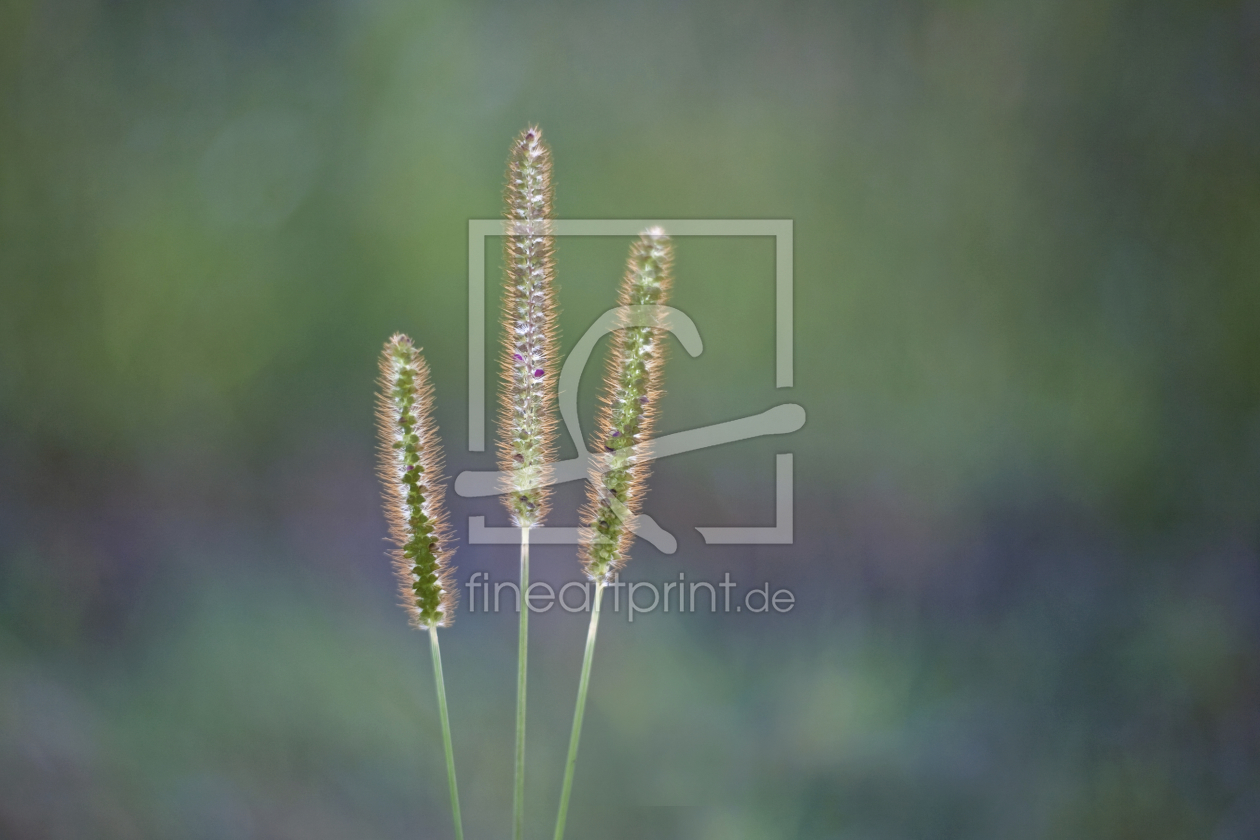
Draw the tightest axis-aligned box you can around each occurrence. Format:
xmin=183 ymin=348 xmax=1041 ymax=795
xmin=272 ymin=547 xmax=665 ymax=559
xmin=377 ymin=334 xmax=456 ymax=628
xmin=580 ymin=228 xmax=673 ymax=582
xmin=498 ymin=126 xmax=559 ymax=528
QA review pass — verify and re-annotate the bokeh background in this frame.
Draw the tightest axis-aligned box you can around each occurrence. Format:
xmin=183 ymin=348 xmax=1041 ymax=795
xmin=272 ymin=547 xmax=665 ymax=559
xmin=3 ymin=1 xmax=1259 ymax=838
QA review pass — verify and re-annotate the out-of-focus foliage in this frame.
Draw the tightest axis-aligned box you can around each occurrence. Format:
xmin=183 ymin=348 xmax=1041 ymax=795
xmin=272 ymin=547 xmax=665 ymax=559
xmin=1 ymin=0 xmax=1257 ymax=838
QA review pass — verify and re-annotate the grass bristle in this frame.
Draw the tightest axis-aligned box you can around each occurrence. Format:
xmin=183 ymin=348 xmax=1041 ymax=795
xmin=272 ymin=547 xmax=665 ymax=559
xmin=498 ymin=125 xmax=560 ymax=529
xmin=376 ymin=333 xmax=456 ymax=628
xmin=580 ymin=228 xmax=673 ymax=582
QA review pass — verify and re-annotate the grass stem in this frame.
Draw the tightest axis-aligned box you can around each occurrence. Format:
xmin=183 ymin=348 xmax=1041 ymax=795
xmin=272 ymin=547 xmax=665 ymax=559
xmin=513 ymin=527 xmax=531 ymax=840
xmin=553 ymin=580 xmax=605 ymax=840
xmin=428 ymin=624 xmax=464 ymax=840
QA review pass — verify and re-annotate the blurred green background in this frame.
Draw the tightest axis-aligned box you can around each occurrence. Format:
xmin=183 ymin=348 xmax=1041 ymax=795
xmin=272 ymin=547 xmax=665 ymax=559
xmin=2 ymin=0 xmax=1259 ymax=838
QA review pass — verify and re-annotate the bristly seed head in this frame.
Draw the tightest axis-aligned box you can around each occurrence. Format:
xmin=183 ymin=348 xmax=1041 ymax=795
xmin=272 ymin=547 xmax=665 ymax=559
xmin=498 ymin=126 xmax=559 ymax=528
xmin=580 ymin=228 xmax=673 ymax=582
xmin=377 ymin=334 xmax=456 ymax=628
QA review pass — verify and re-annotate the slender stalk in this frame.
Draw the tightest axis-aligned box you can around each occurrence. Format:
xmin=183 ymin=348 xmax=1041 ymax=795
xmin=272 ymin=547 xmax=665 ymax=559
xmin=428 ymin=625 xmax=464 ymax=840
xmin=377 ymin=335 xmax=463 ymax=837
xmin=553 ymin=580 xmax=605 ymax=840
xmin=501 ymin=124 xmax=555 ymax=840
xmin=513 ymin=527 xmax=531 ymax=840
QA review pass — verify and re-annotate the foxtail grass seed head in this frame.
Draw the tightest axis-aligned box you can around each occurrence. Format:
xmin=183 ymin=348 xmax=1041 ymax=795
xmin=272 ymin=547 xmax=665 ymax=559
xmin=377 ymin=334 xmax=456 ymax=628
xmin=499 ymin=126 xmax=559 ymax=528
xmin=580 ymin=228 xmax=673 ymax=582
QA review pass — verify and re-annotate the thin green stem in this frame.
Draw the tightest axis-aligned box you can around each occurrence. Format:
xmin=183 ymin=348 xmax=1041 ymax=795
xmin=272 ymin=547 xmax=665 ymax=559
xmin=553 ymin=580 xmax=605 ymax=840
xmin=513 ymin=528 xmax=530 ymax=840
xmin=428 ymin=625 xmax=464 ymax=840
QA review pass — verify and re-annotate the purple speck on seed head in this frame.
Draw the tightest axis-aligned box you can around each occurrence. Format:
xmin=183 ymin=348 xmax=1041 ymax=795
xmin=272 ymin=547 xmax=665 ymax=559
xmin=611 ymin=430 xmax=620 ymax=437
xmin=514 ymin=353 xmax=524 ymax=362
xmin=533 ymin=369 xmax=544 ymax=378
xmin=639 ymin=396 xmax=649 ymax=404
